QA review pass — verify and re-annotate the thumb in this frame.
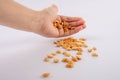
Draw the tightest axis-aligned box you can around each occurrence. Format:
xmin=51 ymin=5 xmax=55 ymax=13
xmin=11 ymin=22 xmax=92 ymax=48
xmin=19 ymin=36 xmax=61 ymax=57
xmin=45 ymin=4 xmax=58 ymax=19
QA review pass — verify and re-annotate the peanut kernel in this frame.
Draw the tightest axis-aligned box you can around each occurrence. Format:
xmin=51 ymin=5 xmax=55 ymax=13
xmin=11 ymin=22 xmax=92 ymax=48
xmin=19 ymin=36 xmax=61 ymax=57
xmin=76 ymin=55 xmax=82 ymax=60
xmin=77 ymin=51 xmax=82 ymax=55
xmin=68 ymin=60 xmax=74 ymax=64
xmin=72 ymin=56 xmax=78 ymax=62
xmin=48 ymin=54 xmax=54 ymax=58
xmin=66 ymin=63 xmax=74 ymax=68
xmin=79 ymin=38 xmax=87 ymax=41
xmin=56 ymin=50 xmax=61 ymax=54
xmin=88 ymin=49 xmax=92 ymax=53
xmin=44 ymin=57 xmax=49 ymax=62
xmin=92 ymin=53 xmax=98 ymax=57
xmin=42 ymin=72 xmax=50 ymax=78
xmin=51 ymin=53 xmax=56 ymax=56
xmin=63 ymin=52 xmax=71 ymax=57
xmin=53 ymin=58 xmax=59 ymax=63
xmin=92 ymin=47 xmax=97 ymax=50
xmin=62 ymin=58 xmax=70 ymax=63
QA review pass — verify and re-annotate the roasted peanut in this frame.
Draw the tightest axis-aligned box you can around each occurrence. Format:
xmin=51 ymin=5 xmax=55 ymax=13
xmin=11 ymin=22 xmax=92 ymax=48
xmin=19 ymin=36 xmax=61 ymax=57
xmin=92 ymin=47 xmax=97 ymax=51
xmin=48 ymin=54 xmax=54 ymax=58
xmin=79 ymin=38 xmax=87 ymax=41
xmin=51 ymin=53 xmax=56 ymax=56
xmin=63 ymin=52 xmax=71 ymax=57
xmin=77 ymin=51 xmax=82 ymax=55
xmin=61 ymin=58 xmax=70 ymax=63
xmin=42 ymin=72 xmax=50 ymax=78
xmin=88 ymin=49 xmax=92 ymax=53
xmin=92 ymin=53 xmax=98 ymax=57
xmin=66 ymin=63 xmax=74 ymax=68
xmin=68 ymin=60 xmax=74 ymax=64
xmin=44 ymin=57 xmax=49 ymax=62
xmin=72 ymin=56 xmax=78 ymax=62
xmin=56 ymin=50 xmax=61 ymax=54
xmin=76 ymin=55 xmax=82 ymax=60
xmin=53 ymin=58 xmax=59 ymax=63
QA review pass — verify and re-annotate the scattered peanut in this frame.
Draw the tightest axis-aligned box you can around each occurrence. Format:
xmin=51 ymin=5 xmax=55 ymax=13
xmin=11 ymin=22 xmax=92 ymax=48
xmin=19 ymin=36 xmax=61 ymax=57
xmin=42 ymin=72 xmax=50 ymax=78
xmin=68 ymin=60 xmax=74 ymax=64
xmin=53 ymin=58 xmax=59 ymax=63
xmin=79 ymin=38 xmax=87 ymax=41
xmin=44 ymin=57 xmax=49 ymax=62
xmin=77 ymin=51 xmax=82 ymax=55
xmin=48 ymin=54 xmax=54 ymax=58
xmin=66 ymin=63 xmax=74 ymax=68
xmin=63 ymin=51 xmax=71 ymax=57
xmin=92 ymin=53 xmax=98 ymax=57
xmin=82 ymin=43 xmax=88 ymax=48
xmin=42 ymin=36 xmax=99 ymax=77
xmin=51 ymin=53 xmax=56 ymax=56
xmin=76 ymin=55 xmax=82 ymax=60
xmin=56 ymin=50 xmax=61 ymax=54
xmin=61 ymin=58 xmax=70 ymax=63
xmin=88 ymin=49 xmax=92 ymax=53
xmin=63 ymin=51 xmax=67 ymax=55
xmin=72 ymin=56 xmax=78 ymax=62
xmin=92 ymin=47 xmax=97 ymax=51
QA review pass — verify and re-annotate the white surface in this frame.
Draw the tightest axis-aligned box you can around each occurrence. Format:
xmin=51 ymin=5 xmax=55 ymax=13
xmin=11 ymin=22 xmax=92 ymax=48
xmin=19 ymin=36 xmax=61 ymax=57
xmin=0 ymin=0 xmax=120 ymax=80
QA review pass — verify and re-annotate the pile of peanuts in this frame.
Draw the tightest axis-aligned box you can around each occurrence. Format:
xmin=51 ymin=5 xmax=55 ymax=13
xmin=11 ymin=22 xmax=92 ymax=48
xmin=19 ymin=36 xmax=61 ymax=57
xmin=42 ymin=37 xmax=99 ymax=78
xmin=54 ymin=37 xmax=98 ymax=57
xmin=53 ymin=20 xmax=75 ymax=32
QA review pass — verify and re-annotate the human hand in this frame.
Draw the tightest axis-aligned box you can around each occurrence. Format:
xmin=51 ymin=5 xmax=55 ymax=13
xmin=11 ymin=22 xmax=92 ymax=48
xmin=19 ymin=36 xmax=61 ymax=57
xmin=30 ymin=5 xmax=86 ymax=38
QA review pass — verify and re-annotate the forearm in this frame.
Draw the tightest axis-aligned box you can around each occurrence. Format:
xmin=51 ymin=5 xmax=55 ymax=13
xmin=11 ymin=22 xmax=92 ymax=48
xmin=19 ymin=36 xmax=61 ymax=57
xmin=0 ymin=0 xmax=36 ymax=31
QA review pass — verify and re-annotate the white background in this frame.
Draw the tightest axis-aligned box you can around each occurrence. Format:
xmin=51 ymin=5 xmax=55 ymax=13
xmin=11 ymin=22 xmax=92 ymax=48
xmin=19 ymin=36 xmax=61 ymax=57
xmin=0 ymin=0 xmax=120 ymax=80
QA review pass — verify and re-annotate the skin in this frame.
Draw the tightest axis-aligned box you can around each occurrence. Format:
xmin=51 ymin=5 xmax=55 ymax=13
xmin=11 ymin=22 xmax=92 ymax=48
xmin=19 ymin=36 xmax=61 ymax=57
xmin=0 ymin=0 xmax=86 ymax=38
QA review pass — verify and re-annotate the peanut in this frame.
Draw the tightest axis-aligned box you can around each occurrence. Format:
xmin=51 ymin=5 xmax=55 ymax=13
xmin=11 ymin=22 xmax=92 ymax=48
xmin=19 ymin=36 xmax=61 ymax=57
xmin=56 ymin=50 xmax=61 ymax=54
xmin=72 ymin=56 xmax=78 ymax=62
xmin=79 ymin=38 xmax=87 ymax=41
xmin=61 ymin=58 xmax=70 ymax=63
xmin=92 ymin=53 xmax=98 ymax=57
xmin=88 ymin=49 xmax=92 ymax=53
xmin=48 ymin=54 xmax=54 ymax=58
xmin=77 ymin=51 xmax=82 ymax=55
xmin=66 ymin=63 xmax=74 ymax=68
xmin=42 ymin=72 xmax=50 ymax=78
xmin=63 ymin=51 xmax=71 ymax=57
xmin=53 ymin=58 xmax=59 ymax=63
xmin=44 ymin=57 xmax=49 ymax=62
xmin=76 ymin=55 xmax=82 ymax=60
xmin=92 ymin=47 xmax=97 ymax=51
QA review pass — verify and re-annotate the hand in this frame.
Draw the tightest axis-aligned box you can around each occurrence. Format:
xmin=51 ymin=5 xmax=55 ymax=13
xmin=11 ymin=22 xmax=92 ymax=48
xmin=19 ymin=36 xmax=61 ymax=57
xmin=30 ymin=5 xmax=86 ymax=38
xmin=57 ymin=15 xmax=86 ymax=37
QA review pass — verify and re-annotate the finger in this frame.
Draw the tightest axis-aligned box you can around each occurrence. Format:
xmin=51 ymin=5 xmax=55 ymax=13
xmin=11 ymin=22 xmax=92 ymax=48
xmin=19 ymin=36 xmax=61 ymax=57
xmin=56 ymin=15 xmax=62 ymax=23
xmin=60 ymin=15 xmax=84 ymax=22
xmin=66 ymin=20 xmax=85 ymax=27
xmin=69 ymin=24 xmax=86 ymax=35
xmin=58 ymin=27 xmax=64 ymax=37
xmin=59 ymin=24 xmax=86 ymax=37
xmin=62 ymin=24 xmax=86 ymax=37
xmin=75 ymin=24 xmax=86 ymax=32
